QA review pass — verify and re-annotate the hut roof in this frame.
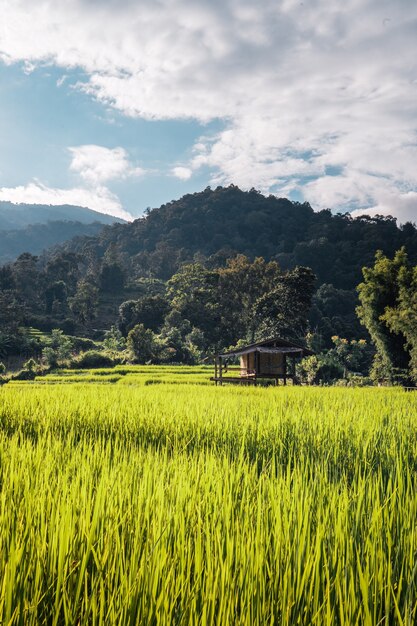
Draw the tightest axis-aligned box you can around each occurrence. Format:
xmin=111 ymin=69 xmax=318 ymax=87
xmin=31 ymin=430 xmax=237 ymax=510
xmin=218 ymin=336 xmax=313 ymax=358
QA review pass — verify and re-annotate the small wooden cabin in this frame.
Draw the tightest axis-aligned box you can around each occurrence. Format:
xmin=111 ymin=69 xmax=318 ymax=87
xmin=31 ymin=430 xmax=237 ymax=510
xmin=212 ymin=337 xmax=313 ymax=386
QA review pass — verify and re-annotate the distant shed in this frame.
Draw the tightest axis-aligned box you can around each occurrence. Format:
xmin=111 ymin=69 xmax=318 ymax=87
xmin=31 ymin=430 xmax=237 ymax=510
xmin=212 ymin=337 xmax=313 ymax=386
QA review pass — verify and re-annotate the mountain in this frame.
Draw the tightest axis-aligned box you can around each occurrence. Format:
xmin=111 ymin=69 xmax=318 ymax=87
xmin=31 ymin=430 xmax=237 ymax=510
xmin=0 ymin=202 xmax=127 ymax=263
xmin=0 ymin=221 xmax=113 ymax=264
xmin=2 ymin=186 xmax=416 ymax=348
xmin=0 ymin=202 xmax=126 ymax=231
xmin=54 ymin=185 xmax=417 ymax=290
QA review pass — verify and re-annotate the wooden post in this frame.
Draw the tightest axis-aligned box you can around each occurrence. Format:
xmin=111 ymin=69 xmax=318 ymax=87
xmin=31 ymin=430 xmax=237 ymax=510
xmin=214 ymin=356 xmax=218 ymax=385
xmin=219 ymin=357 xmax=223 ymax=386
xmin=283 ymin=354 xmax=287 ymax=386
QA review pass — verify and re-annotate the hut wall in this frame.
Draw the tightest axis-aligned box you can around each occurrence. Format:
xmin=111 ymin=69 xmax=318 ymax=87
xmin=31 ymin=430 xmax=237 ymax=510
xmin=258 ymin=352 xmax=285 ymax=376
xmin=240 ymin=353 xmax=255 ymax=376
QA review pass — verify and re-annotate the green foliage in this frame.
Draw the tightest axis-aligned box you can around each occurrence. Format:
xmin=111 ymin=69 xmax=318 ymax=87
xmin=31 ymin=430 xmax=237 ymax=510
xmin=68 ymin=335 xmax=100 ymax=352
xmin=69 ymin=279 xmax=99 ymax=325
xmin=382 ymin=263 xmax=417 ymax=382
xmin=166 ymin=257 xmax=315 ymax=349
xmin=2 ymin=187 xmax=417 ymax=362
xmin=0 ymin=362 xmax=5 ymax=374
xmin=298 ymin=336 xmax=370 ymax=384
xmin=42 ymin=329 xmax=73 ymax=368
xmin=103 ymin=325 xmax=126 ymax=352
xmin=310 ymin=283 xmax=364 ymax=346
xmin=127 ymin=323 xmax=166 ymax=364
xmin=357 ymin=249 xmax=414 ymax=384
xmin=118 ymin=295 xmax=169 ymax=335
xmin=297 ymin=353 xmax=344 ymax=385
xmin=71 ymin=350 xmax=122 ymax=369
xmin=255 ymin=265 xmax=316 ymax=341
xmin=23 ymin=358 xmax=37 ymax=373
xmin=55 ymin=186 xmax=417 ymax=289
xmin=99 ymin=262 xmax=125 ymax=292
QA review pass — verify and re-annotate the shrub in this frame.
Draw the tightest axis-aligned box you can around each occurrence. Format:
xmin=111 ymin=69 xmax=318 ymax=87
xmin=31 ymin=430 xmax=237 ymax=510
xmin=71 ymin=350 xmax=122 ymax=369
xmin=23 ymin=358 xmax=38 ymax=373
xmin=68 ymin=336 xmax=100 ymax=352
xmin=12 ymin=369 xmax=36 ymax=381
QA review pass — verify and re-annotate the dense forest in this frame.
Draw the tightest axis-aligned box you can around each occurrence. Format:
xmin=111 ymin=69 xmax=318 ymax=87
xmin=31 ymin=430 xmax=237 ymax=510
xmin=53 ymin=186 xmax=417 ymax=288
xmin=1 ymin=185 xmax=416 ymax=382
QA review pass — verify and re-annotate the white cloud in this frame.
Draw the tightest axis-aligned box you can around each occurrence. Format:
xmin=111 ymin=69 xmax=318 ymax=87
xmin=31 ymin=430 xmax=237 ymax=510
xmin=0 ymin=181 xmax=133 ymax=221
xmin=1 ymin=0 xmax=417 ymax=219
xmin=69 ymin=145 xmax=144 ymax=185
xmin=171 ymin=166 xmax=193 ymax=181
xmin=351 ymin=192 xmax=417 ymax=225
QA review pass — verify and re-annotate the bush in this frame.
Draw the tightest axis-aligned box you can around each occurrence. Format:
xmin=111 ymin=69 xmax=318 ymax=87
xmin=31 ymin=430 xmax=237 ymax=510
xmin=23 ymin=358 xmax=38 ymax=373
xmin=71 ymin=350 xmax=122 ymax=369
xmin=127 ymin=324 xmax=166 ymax=364
xmin=12 ymin=369 xmax=36 ymax=381
xmin=68 ymin=336 xmax=100 ymax=352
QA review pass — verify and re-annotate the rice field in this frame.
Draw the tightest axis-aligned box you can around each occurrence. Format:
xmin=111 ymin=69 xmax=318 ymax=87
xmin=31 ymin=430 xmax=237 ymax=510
xmin=1 ymin=369 xmax=417 ymax=624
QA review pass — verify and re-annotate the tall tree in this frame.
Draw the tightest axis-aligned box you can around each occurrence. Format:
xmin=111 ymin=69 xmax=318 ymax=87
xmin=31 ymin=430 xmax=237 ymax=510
xmin=382 ymin=261 xmax=417 ymax=382
xmin=357 ymin=249 xmax=411 ymax=383
xmin=255 ymin=266 xmax=316 ymax=341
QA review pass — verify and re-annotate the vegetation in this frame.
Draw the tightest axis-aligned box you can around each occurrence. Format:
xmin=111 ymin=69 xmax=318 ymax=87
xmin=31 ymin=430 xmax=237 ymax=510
xmin=1 ymin=187 xmax=416 ymax=386
xmin=357 ymin=248 xmax=417 ymax=384
xmin=0 ymin=379 xmax=417 ymax=624
xmin=1 ymin=186 xmax=415 ymax=358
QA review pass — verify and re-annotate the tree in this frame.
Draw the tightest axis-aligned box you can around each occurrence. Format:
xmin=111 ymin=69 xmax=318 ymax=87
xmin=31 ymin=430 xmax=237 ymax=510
xmin=42 ymin=329 xmax=72 ymax=368
xmin=103 ymin=326 xmax=126 ymax=352
xmin=217 ymin=256 xmax=283 ymax=343
xmin=0 ymin=291 xmax=26 ymax=333
xmin=167 ymin=263 xmax=221 ymax=346
xmin=127 ymin=324 xmax=165 ymax=363
xmin=44 ymin=280 xmax=68 ymax=314
xmin=382 ymin=262 xmax=417 ymax=382
xmin=118 ymin=296 xmax=169 ymax=336
xmin=69 ymin=280 xmax=99 ymax=325
xmin=99 ymin=263 xmax=125 ymax=292
xmin=255 ymin=266 xmax=316 ymax=342
xmin=357 ymin=249 xmax=411 ymax=384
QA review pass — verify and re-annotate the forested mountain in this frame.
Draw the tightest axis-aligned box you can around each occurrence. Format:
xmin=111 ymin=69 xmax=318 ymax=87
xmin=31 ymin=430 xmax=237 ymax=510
xmin=0 ymin=201 xmax=126 ymax=264
xmin=1 ymin=186 xmax=416 ymax=360
xmin=54 ymin=185 xmax=417 ymax=290
xmin=0 ymin=202 xmax=126 ymax=230
xmin=0 ymin=221 xmax=111 ymax=264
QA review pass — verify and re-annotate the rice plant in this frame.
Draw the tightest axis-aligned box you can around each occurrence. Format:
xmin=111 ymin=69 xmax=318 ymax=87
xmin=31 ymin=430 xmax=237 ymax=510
xmin=0 ymin=379 xmax=416 ymax=624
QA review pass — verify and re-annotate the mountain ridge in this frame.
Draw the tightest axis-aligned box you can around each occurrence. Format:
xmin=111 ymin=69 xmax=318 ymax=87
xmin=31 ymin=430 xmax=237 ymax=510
xmin=51 ymin=185 xmax=417 ymax=290
xmin=0 ymin=201 xmax=126 ymax=231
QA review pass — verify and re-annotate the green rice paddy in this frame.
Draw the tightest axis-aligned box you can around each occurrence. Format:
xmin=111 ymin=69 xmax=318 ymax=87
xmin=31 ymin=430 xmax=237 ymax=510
xmin=1 ymin=367 xmax=417 ymax=624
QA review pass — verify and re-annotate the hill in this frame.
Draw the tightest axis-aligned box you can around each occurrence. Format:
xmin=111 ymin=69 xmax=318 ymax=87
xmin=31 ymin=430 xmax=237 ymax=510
xmin=1 ymin=186 xmax=416 ymax=351
xmin=0 ymin=220 xmax=112 ymax=264
xmin=56 ymin=185 xmax=417 ymax=290
xmin=0 ymin=201 xmax=127 ymax=263
xmin=0 ymin=202 xmax=126 ymax=231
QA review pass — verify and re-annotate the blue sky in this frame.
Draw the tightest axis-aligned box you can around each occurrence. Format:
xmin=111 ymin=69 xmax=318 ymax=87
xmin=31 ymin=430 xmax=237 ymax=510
xmin=0 ymin=0 xmax=417 ymax=222
xmin=0 ymin=62 xmax=220 ymax=218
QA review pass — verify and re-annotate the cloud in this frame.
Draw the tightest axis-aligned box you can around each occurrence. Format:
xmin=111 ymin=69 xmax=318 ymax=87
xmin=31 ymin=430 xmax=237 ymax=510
xmin=1 ymin=0 xmax=417 ymax=219
xmin=351 ymin=192 xmax=417 ymax=225
xmin=171 ymin=166 xmax=193 ymax=181
xmin=0 ymin=181 xmax=133 ymax=221
xmin=69 ymin=145 xmax=144 ymax=185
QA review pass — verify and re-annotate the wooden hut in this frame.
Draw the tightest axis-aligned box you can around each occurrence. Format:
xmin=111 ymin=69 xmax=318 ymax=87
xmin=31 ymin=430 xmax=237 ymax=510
xmin=212 ymin=337 xmax=313 ymax=386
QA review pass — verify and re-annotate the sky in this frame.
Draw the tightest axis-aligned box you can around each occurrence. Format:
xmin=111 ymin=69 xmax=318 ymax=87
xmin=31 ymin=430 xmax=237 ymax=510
xmin=0 ymin=0 xmax=417 ymax=223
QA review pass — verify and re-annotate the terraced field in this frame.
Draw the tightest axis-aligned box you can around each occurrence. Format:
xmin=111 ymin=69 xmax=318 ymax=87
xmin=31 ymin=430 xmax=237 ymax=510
xmin=1 ymin=369 xmax=417 ymax=624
